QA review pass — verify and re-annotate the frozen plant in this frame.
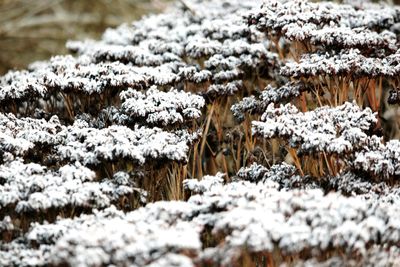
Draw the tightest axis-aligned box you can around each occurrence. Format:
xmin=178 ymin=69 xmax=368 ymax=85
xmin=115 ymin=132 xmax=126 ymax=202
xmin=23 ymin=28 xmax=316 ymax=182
xmin=56 ymin=122 xmax=197 ymax=166
xmin=247 ymin=0 xmax=400 ymax=37
xmin=205 ymin=80 xmax=244 ymax=100
xmin=280 ymin=49 xmax=400 ymax=79
xmin=0 ymin=159 xmax=135 ymax=217
xmin=1 ymin=0 xmax=400 ymax=266
xmin=231 ymin=81 xmax=309 ymax=121
xmin=4 ymin=172 xmax=400 ymax=266
xmin=0 ymin=113 xmax=63 ymax=158
xmin=252 ymin=102 xmax=377 ymax=156
xmin=120 ymin=86 xmax=205 ymax=127
xmin=183 ymin=172 xmax=225 ymax=194
xmin=0 ymin=70 xmax=47 ymax=104
xmin=353 ymin=139 xmax=400 ymax=180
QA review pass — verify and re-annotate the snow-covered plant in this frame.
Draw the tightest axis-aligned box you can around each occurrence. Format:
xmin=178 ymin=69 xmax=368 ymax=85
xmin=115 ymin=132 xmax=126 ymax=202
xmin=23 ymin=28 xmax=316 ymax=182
xmin=252 ymin=102 xmax=377 ymax=176
xmin=247 ymin=0 xmax=400 ymax=120
xmin=0 ymin=160 xmax=137 ymax=220
xmin=183 ymin=172 xmax=225 ymax=194
xmin=120 ymin=86 xmax=205 ymax=127
xmin=247 ymin=0 xmax=400 ymax=39
xmin=3 ymin=168 xmax=400 ymax=266
xmin=0 ymin=70 xmax=47 ymax=104
xmin=2 ymin=0 xmax=400 ymax=266
xmin=234 ymin=162 xmax=319 ymax=189
xmin=231 ymin=81 xmax=309 ymax=122
xmin=56 ymin=122 xmax=196 ymax=166
xmin=0 ymin=113 xmax=63 ymax=159
xmin=280 ymin=49 xmax=400 ymax=80
xmin=353 ymin=139 xmax=400 ymax=180
xmin=253 ymin=102 xmax=376 ymax=155
xmin=236 ymin=162 xmax=395 ymax=196
xmin=203 ymin=80 xmax=243 ymax=100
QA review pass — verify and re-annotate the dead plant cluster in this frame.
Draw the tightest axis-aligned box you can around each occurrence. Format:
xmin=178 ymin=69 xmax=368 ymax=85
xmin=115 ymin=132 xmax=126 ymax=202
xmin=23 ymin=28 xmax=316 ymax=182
xmin=2 ymin=0 xmax=400 ymax=266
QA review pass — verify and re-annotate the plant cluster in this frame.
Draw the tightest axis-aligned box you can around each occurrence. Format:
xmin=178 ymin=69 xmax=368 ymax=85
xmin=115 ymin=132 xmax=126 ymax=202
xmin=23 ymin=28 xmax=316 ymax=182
xmin=2 ymin=169 xmax=400 ymax=266
xmin=2 ymin=0 xmax=400 ymax=266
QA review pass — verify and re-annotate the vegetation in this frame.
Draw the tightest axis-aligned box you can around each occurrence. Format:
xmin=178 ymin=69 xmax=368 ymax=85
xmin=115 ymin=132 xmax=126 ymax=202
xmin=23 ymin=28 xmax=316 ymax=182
xmin=1 ymin=0 xmax=400 ymax=266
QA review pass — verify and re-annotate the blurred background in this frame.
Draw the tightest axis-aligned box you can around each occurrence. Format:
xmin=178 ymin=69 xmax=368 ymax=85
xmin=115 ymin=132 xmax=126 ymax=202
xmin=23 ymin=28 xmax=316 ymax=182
xmin=0 ymin=0 xmax=170 ymax=74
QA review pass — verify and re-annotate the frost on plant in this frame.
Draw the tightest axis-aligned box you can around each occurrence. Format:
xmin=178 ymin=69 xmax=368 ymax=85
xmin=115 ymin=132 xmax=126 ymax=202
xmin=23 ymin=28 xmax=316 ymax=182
xmin=2 ymin=0 xmax=400 ymax=266
xmin=3 ymin=172 xmax=400 ymax=266
xmin=120 ymin=86 xmax=205 ymax=127
xmin=231 ymin=81 xmax=309 ymax=121
xmin=252 ymin=102 xmax=376 ymax=156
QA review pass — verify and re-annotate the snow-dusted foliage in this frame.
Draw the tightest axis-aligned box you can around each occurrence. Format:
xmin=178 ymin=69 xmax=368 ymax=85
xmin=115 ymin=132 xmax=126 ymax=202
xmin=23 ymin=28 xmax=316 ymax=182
xmin=0 ymin=112 xmax=196 ymax=166
xmin=353 ymin=139 xmax=400 ymax=179
xmin=235 ymin=162 xmax=322 ymax=190
xmin=231 ymin=81 xmax=309 ymax=121
xmin=120 ymin=86 xmax=205 ymax=127
xmin=286 ymin=26 xmax=397 ymax=51
xmin=249 ymin=101 xmax=400 ymax=180
xmin=206 ymin=80 xmax=244 ymax=99
xmin=250 ymin=100 xmax=400 ymax=180
xmin=0 ymin=113 xmax=63 ymax=157
xmin=252 ymin=102 xmax=376 ymax=156
xmin=236 ymin=162 xmax=396 ymax=196
xmin=280 ymin=49 xmax=400 ymax=79
xmin=247 ymin=0 xmax=400 ymax=36
xmin=2 ymin=0 xmax=400 ymax=266
xmin=0 ymin=70 xmax=47 ymax=103
xmin=3 ymin=171 xmax=400 ymax=266
xmin=57 ymin=123 xmax=196 ymax=165
xmin=3 ymin=55 xmax=147 ymax=98
xmin=0 ymin=160 xmax=135 ymax=214
xmin=183 ymin=172 xmax=225 ymax=193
